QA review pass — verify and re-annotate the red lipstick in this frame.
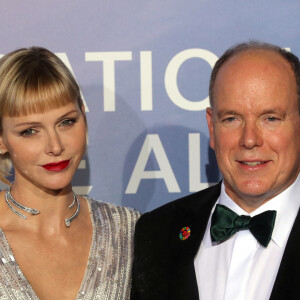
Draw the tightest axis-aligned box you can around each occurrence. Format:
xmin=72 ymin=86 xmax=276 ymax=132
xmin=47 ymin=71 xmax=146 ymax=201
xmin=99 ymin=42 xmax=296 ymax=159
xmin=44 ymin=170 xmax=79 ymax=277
xmin=42 ymin=160 xmax=70 ymax=171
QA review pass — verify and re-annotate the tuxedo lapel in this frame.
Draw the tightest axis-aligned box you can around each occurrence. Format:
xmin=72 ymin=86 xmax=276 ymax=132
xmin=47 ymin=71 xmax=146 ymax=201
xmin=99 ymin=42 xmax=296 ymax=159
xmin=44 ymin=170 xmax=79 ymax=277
xmin=270 ymin=209 xmax=300 ymax=299
xmin=169 ymin=183 xmax=221 ymax=300
xmin=131 ymin=183 xmax=221 ymax=300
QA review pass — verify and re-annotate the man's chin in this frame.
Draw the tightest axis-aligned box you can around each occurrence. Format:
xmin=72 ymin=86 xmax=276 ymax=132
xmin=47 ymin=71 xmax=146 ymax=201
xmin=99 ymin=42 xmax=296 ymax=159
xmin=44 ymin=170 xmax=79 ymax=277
xmin=225 ymin=181 xmax=276 ymax=208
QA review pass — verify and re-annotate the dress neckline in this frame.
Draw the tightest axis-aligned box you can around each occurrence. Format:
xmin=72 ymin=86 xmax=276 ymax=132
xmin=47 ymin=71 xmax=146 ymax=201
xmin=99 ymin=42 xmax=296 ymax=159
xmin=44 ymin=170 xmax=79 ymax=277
xmin=0 ymin=197 xmax=97 ymax=300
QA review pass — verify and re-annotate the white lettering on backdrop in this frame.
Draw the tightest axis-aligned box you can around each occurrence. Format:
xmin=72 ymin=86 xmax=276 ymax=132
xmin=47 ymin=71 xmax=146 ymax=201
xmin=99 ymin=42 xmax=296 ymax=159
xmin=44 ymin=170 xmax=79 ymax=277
xmin=125 ymin=134 xmax=180 ymax=193
xmin=125 ymin=133 xmax=213 ymax=194
xmin=165 ymin=49 xmax=218 ymax=111
xmin=85 ymin=51 xmax=132 ymax=111
xmin=85 ymin=48 xmax=218 ymax=112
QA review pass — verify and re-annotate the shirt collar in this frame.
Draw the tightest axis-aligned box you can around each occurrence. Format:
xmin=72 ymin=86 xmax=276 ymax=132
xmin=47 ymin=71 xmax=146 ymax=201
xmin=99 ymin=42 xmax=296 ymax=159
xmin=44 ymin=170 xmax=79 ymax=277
xmin=218 ymin=174 xmax=300 ymax=247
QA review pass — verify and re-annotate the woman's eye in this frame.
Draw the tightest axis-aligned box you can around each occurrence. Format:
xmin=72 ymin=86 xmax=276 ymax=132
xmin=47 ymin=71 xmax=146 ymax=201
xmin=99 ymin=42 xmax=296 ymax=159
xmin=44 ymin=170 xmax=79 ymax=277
xmin=60 ymin=119 xmax=76 ymax=127
xmin=19 ymin=128 xmax=36 ymax=137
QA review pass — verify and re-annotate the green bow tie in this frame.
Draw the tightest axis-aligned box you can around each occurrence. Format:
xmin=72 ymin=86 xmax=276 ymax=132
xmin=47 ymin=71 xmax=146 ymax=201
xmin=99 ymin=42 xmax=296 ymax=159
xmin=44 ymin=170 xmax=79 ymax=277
xmin=210 ymin=204 xmax=277 ymax=247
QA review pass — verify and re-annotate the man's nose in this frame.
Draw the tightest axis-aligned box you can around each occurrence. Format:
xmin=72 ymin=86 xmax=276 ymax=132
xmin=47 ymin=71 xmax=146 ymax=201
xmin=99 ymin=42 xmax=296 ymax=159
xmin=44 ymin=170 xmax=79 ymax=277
xmin=239 ymin=121 xmax=263 ymax=149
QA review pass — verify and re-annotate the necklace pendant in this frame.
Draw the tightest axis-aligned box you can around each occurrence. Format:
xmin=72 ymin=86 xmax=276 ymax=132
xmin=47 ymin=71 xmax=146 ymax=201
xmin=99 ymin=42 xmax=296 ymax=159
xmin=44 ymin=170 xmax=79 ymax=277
xmin=64 ymin=194 xmax=80 ymax=228
xmin=29 ymin=208 xmax=40 ymax=215
xmin=65 ymin=219 xmax=71 ymax=227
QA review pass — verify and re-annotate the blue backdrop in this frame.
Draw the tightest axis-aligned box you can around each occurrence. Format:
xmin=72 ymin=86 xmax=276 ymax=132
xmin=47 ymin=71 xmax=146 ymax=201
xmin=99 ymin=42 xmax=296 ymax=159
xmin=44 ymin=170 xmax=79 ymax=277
xmin=0 ymin=0 xmax=299 ymax=212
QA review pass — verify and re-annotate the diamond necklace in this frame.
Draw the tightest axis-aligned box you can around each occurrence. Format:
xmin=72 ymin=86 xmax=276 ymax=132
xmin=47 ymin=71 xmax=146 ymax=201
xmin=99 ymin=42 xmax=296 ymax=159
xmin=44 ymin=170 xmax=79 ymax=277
xmin=5 ymin=187 xmax=80 ymax=227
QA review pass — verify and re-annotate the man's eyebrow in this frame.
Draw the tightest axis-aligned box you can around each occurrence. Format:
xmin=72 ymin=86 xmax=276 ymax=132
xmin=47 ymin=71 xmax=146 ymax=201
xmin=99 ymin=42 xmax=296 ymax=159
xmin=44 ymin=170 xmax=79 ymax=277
xmin=260 ymin=109 xmax=286 ymax=116
xmin=216 ymin=110 xmax=238 ymax=118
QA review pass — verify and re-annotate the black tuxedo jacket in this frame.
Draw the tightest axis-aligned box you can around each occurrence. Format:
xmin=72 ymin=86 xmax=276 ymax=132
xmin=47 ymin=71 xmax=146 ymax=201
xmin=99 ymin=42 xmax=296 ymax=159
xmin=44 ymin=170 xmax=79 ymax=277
xmin=131 ymin=183 xmax=300 ymax=300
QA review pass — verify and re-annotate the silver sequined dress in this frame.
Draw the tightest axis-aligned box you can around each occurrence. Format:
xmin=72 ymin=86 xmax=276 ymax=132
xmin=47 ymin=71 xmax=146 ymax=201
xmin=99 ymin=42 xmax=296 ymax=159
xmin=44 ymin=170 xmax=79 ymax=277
xmin=0 ymin=198 xmax=140 ymax=300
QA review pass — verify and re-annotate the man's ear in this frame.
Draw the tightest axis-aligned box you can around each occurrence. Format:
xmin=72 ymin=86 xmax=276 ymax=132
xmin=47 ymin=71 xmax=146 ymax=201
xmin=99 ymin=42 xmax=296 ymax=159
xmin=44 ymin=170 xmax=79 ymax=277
xmin=206 ymin=107 xmax=215 ymax=150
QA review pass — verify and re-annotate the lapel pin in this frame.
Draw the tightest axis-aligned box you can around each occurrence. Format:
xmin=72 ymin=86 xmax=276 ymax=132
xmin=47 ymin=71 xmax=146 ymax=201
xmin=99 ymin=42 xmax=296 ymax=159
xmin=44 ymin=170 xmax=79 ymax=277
xmin=179 ymin=226 xmax=191 ymax=240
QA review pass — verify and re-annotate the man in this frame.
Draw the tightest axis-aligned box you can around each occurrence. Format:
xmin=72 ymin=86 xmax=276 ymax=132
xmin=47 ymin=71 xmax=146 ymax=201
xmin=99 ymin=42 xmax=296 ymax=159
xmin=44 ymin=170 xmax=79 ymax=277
xmin=131 ymin=41 xmax=300 ymax=300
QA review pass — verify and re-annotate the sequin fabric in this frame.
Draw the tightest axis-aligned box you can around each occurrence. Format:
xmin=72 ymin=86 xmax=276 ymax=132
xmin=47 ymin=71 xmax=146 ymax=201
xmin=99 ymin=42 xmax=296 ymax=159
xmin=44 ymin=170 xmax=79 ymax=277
xmin=0 ymin=198 xmax=140 ymax=300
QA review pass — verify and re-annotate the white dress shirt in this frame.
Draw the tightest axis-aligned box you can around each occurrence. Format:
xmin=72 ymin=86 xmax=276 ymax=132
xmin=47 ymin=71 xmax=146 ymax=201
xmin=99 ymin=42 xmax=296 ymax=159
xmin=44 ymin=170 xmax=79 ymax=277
xmin=194 ymin=174 xmax=300 ymax=300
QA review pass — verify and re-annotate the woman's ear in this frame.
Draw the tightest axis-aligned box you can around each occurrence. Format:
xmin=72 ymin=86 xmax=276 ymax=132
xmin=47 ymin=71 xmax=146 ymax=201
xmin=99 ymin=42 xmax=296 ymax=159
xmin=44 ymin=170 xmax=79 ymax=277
xmin=81 ymin=103 xmax=85 ymax=113
xmin=0 ymin=136 xmax=8 ymax=155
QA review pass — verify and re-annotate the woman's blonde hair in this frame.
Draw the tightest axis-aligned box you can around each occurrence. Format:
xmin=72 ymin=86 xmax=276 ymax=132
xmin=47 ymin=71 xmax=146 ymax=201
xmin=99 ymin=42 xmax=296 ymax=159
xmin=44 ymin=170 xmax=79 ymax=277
xmin=0 ymin=47 xmax=84 ymax=184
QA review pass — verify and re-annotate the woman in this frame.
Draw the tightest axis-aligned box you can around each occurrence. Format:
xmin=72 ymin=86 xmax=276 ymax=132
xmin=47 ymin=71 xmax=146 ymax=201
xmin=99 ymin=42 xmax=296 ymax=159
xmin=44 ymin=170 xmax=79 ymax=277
xmin=0 ymin=47 xmax=140 ymax=300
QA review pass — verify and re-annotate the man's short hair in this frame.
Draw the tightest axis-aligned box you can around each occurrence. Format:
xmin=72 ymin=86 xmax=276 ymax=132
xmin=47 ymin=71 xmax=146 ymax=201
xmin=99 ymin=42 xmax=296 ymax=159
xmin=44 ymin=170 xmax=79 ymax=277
xmin=209 ymin=41 xmax=300 ymax=114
